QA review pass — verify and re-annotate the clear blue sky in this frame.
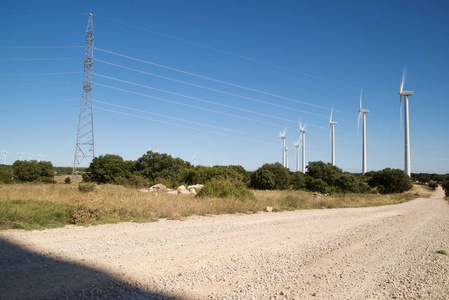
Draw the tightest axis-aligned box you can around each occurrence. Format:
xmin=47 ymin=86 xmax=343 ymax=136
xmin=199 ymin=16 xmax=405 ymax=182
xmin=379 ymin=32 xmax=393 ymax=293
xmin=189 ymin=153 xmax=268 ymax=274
xmin=1 ymin=0 xmax=448 ymax=173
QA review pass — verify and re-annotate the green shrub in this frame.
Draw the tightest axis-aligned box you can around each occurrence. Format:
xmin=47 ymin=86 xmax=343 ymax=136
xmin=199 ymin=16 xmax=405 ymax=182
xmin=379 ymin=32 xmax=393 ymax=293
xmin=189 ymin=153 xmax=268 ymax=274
xmin=290 ymin=172 xmax=307 ymax=190
xmin=368 ymin=168 xmax=412 ymax=194
xmin=428 ymin=180 xmax=438 ymax=190
xmin=13 ymin=160 xmax=54 ymax=182
xmin=250 ymin=163 xmax=290 ymax=190
xmin=307 ymin=161 xmax=343 ymax=186
xmin=78 ymin=182 xmax=96 ymax=193
xmin=442 ymin=180 xmax=449 ymax=197
xmin=307 ymin=178 xmax=329 ymax=194
xmin=0 ymin=170 xmax=13 ymax=183
xmin=197 ymin=180 xmax=255 ymax=200
xmin=85 ymin=154 xmax=133 ymax=184
xmin=64 ymin=177 xmax=71 ymax=184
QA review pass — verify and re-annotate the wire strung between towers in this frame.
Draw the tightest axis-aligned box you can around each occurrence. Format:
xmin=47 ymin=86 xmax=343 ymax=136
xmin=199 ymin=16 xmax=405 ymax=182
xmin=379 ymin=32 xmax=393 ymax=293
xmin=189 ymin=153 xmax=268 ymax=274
xmin=94 ymin=47 xmax=354 ymax=117
xmin=94 ymin=73 xmax=328 ymax=128
xmin=95 ymin=59 xmax=328 ymax=121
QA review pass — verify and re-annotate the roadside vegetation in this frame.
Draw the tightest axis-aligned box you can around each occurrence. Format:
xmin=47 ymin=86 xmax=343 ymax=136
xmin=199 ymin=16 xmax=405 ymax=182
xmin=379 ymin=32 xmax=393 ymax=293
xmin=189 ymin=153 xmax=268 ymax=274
xmin=0 ymin=150 xmax=444 ymax=230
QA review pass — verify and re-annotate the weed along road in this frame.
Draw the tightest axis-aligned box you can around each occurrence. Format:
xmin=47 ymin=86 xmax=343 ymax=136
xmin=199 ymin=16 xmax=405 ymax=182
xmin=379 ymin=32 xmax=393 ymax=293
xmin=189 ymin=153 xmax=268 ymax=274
xmin=1 ymin=189 xmax=448 ymax=299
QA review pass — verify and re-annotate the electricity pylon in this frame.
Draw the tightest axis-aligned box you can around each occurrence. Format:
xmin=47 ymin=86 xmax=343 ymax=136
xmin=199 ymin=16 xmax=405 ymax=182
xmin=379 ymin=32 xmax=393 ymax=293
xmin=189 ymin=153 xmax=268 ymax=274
xmin=73 ymin=13 xmax=95 ymax=175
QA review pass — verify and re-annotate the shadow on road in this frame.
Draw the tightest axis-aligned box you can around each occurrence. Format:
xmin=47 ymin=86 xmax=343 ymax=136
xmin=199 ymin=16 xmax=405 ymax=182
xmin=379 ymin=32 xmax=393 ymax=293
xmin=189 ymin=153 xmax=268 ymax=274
xmin=0 ymin=237 xmax=177 ymax=299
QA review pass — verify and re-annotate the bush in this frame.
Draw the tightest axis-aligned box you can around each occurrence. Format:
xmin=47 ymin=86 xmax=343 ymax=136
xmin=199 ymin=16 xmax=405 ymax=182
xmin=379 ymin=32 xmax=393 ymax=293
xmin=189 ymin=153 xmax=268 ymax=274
xmin=368 ymin=168 xmax=412 ymax=194
xmin=64 ymin=177 xmax=71 ymax=184
xmin=197 ymin=180 xmax=255 ymax=200
xmin=36 ymin=176 xmax=56 ymax=184
xmin=428 ymin=180 xmax=438 ymax=190
xmin=250 ymin=163 xmax=290 ymax=190
xmin=0 ymin=170 xmax=13 ymax=183
xmin=78 ymin=182 xmax=96 ymax=193
xmin=307 ymin=178 xmax=329 ymax=194
xmin=306 ymin=161 xmax=342 ymax=186
xmin=442 ymin=180 xmax=449 ymax=197
xmin=12 ymin=160 xmax=55 ymax=182
xmin=184 ymin=165 xmax=244 ymax=185
xmin=85 ymin=154 xmax=133 ymax=184
xmin=290 ymin=172 xmax=307 ymax=190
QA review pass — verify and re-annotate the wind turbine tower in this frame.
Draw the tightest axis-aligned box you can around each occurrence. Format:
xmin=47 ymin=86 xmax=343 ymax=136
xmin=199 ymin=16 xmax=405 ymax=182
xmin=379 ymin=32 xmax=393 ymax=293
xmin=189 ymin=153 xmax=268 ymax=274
xmin=73 ymin=13 xmax=95 ymax=175
xmin=299 ymin=122 xmax=307 ymax=173
xmin=358 ymin=90 xmax=370 ymax=175
xmin=398 ymin=68 xmax=414 ymax=177
xmin=2 ymin=150 xmax=8 ymax=165
xmin=285 ymin=146 xmax=289 ymax=169
xmin=280 ymin=129 xmax=286 ymax=167
xmin=191 ymin=154 xmax=196 ymax=167
xmin=18 ymin=152 xmax=23 ymax=161
xmin=294 ymin=141 xmax=300 ymax=172
xmin=329 ymin=108 xmax=337 ymax=166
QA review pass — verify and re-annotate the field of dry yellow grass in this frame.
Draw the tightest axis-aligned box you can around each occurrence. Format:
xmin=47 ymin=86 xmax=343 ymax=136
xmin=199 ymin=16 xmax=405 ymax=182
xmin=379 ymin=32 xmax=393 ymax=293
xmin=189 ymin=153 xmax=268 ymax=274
xmin=0 ymin=182 xmax=432 ymax=230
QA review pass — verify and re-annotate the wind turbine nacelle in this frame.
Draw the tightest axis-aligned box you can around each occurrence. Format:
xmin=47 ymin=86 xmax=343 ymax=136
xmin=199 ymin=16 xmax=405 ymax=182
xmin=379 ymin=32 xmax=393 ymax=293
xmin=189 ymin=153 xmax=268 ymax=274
xmin=400 ymin=91 xmax=414 ymax=96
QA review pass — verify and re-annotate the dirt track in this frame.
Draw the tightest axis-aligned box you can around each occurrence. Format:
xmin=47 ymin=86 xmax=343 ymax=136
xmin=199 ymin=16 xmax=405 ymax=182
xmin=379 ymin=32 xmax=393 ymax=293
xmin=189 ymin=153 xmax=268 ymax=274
xmin=1 ymin=188 xmax=448 ymax=299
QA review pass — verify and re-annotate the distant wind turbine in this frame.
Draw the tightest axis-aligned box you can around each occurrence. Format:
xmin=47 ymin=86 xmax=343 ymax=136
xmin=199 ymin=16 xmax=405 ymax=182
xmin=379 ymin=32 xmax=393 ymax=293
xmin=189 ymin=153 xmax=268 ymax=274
xmin=2 ymin=150 xmax=8 ymax=165
xmin=294 ymin=141 xmax=300 ymax=172
xmin=285 ymin=146 xmax=289 ymax=169
xmin=329 ymin=108 xmax=337 ymax=166
xmin=191 ymin=154 xmax=196 ymax=167
xmin=279 ymin=129 xmax=286 ymax=167
xmin=208 ymin=155 xmax=212 ymax=167
xmin=28 ymin=153 xmax=33 ymax=160
xmin=398 ymin=67 xmax=414 ymax=177
xmin=18 ymin=152 xmax=23 ymax=161
xmin=299 ymin=122 xmax=307 ymax=173
xmin=358 ymin=89 xmax=369 ymax=175
xmin=37 ymin=154 xmax=42 ymax=162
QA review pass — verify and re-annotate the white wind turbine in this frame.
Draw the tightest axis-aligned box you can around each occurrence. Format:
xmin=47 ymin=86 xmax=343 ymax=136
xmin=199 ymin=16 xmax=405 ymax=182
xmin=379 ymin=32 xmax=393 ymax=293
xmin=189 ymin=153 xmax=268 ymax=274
xmin=18 ymin=152 xmax=23 ymax=161
xmin=294 ymin=141 xmax=300 ymax=172
xmin=299 ymin=122 xmax=307 ymax=173
xmin=358 ymin=89 xmax=370 ymax=175
xmin=41 ymin=155 xmax=46 ymax=162
xmin=398 ymin=67 xmax=414 ymax=177
xmin=3 ymin=150 xmax=8 ymax=165
xmin=279 ymin=129 xmax=287 ymax=167
xmin=208 ymin=155 xmax=212 ymax=167
xmin=37 ymin=154 xmax=42 ymax=162
xmin=328 ymin=108 xmax=337 ymax=166
xmin=285 ymin=146 xmax=289 ymax=169
xmin=28 ymin=153 xmax=33 ymax=160
xmin=191 ymin=154 xmax=196 ymax=167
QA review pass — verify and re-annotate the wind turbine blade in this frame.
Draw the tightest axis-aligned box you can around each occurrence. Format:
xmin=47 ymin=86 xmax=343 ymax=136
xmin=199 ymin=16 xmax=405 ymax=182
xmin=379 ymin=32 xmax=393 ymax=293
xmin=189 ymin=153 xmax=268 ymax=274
xmin=357 ymin=112 xmax=361 ymax=133
xmin=400 ymin=67 xmax=406 ymax=94
xmin=329 ymin=107 xmax=333 ymax=123
xmin=359 ymin=88 xmax=363 ymax=111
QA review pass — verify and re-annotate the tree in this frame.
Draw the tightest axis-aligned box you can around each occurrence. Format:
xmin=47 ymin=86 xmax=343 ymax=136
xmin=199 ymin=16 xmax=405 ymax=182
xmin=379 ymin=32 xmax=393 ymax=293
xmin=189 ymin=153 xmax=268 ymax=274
xmin=368 ymin=168 xmax=412 ymax=194
xmin=250 ymin=163 xmax=290 ymax=190
xmin=184 ymin=165 xmax=243 ymax=185
xmin=307 ymin=178 xmax=329 ymax=194
xmin=290 ymin=172 xmax=307 ymax=190
xmin=441 ymin=180 xmax=449 ymax=197
xmin=306 ymin=161 xmax=342 ymax=186
xmin=85 ymin=154 xmax=133 ymax=184
xmin=136 ymin=151 xmax=191 ymax=186
xmin=428 ymin=180 xmax=438 ymax=190
xmin=12 ymin=160 xmax=55 ymax=182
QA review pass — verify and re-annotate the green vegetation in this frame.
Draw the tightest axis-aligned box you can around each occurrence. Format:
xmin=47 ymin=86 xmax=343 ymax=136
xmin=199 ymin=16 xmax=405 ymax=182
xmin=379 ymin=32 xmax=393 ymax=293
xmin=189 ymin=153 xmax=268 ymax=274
xmin=197 ymin=180 xmax=255 ymax=200
xmin=442 ymin=180 xmax=449 ymax=197
xmin=64 ymin=177 xmax=71 ymax=184
xmin=78 ymin=182 xmax=96 ymax=193
xmin=368 ymin=168 xmax=412 ymax=194
xmin=428 ymin=180 xmax=438 ymax=190
xmin=436 ymin=250 xmax=447 ymax=256
xmin=0 ymin=199 xmax=76 ymax=230
xmin=13 ymin=160 xmax=54 ymax=182
xmin=250 ymin=162 xmax=290 ymax=190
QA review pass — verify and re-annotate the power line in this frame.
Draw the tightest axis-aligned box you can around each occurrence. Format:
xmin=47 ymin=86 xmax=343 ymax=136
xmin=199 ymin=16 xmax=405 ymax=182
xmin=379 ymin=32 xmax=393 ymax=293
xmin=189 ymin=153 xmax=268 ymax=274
xmin=0 ymin=57 xmax=78 ymax=61
xmin=0 ymin=72 xmax=82 ymax=77
xmin=95 ymin=99 xmax=280 ymax=142
xmin=0 ymin=46 xmax=83 ymax=49
xmin=0 ymin=81 xmax=78 ymax=87
xmin=93 ymin=82 xmax=327 ymax=137
xmin=94 ymin=14 xmax=352 ymax=88
xmin=94 ymin=73 xmax=328 ymax=129
xmin=95 ymin=59 xmax=329 ymax=120
xmin=95 ymin=47 xmax=351 ymax=115
xmin=94 ymin=106 xmax=278 ymax=147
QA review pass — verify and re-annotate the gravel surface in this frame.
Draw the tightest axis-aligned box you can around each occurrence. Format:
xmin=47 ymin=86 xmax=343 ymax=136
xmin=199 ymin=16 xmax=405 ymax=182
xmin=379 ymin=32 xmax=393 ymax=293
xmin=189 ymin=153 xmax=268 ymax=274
xmin=1 ymin=188 xmax=448 ymax=299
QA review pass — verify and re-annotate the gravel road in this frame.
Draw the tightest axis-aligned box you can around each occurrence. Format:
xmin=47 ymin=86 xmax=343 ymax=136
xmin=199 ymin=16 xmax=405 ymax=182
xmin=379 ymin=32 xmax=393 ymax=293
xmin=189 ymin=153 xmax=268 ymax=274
xmin=1 ymin=188 xmax=448 ymax=299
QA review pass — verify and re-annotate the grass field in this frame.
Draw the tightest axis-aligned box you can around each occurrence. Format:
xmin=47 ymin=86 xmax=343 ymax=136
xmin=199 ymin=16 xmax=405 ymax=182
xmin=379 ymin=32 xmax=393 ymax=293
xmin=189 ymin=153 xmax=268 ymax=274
xmin=0 ymin=183 xmax=432 ymax=230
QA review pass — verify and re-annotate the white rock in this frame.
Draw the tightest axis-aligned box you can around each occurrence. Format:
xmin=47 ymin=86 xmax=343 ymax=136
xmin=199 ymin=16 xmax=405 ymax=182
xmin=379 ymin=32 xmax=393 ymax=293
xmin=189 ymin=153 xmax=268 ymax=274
xmin=167 ymin=190 xmax=178 ymax=195
xmin=150 ymin=183 xmax=167 ymax=191
xmin=139 ymin=189 xmax=149 ymax=193
xmin=178 ymin=188 xmax=191 ymax=195
xmin=189 ymin=188 xmax=197 ymax=195
xmin=177 ymin=185 xmax=187 ymax=191
xmin=266 ymin=206 xmax=273 ymax=212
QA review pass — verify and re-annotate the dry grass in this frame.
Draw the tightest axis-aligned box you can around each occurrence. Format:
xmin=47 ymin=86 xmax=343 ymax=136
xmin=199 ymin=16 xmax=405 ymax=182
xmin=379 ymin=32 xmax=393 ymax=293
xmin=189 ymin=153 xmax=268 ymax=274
xmin=0 ymin=183 xmax=432 ymax=230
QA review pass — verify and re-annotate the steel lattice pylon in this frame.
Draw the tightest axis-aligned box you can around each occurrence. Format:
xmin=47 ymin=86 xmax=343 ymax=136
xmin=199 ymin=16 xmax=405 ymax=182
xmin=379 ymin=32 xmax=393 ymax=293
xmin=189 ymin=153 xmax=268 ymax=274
xmin=73 ymin=13 xmax=95 ymax=175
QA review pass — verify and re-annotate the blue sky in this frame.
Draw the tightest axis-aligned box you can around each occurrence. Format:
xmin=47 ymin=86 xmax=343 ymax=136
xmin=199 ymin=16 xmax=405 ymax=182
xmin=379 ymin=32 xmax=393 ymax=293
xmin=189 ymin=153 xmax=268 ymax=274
xmin=1 ymin=0 xmax=448 ymax=173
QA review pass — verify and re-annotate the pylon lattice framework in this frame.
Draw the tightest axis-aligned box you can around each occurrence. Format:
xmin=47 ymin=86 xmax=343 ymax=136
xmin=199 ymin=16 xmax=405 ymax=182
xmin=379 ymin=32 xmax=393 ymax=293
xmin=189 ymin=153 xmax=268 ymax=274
xmin=73 ymin=14 xmax=95 ymax=175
